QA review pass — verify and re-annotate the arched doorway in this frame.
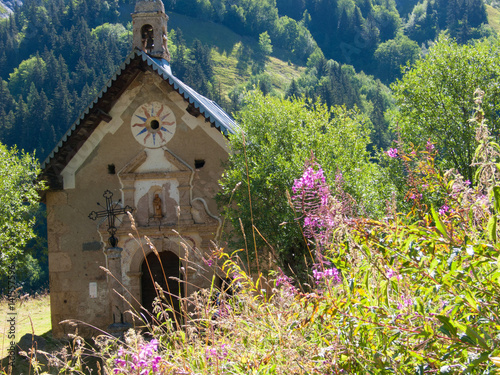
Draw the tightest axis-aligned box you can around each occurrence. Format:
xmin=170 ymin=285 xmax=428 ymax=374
xmin=141 ymin=251 xmax=183 ymax=322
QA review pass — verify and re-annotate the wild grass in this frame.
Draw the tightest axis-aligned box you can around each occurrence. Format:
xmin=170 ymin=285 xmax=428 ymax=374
xmin=4 ymin=96 xmax=500 ymax=373
xmin=486 ymin=4 xmax=500 ymax=33
xmin=0 ymin=294 xmax=51 ymax=359
xmin=211 ymin=43 xmax=304 ymax=102
xmin=168 ymin=11 xmax=305 ymax=100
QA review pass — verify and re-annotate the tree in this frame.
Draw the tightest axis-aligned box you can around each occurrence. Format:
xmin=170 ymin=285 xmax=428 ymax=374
xmin=391 ymin=35 xmax=500 ymax=182
xmin=254 ymin=31 xmax=273 ymax=73
xmin=374 ymin=33 xmax=420 ymax=83
xmin=0 ymin=142 xmax=44 ymax=275
xmin=218 ymin=91 xmax=391 ymax=275
xmin=258 ymin=31 xmax=273 ymax=56
xmin=285 ymin=78 xmax=301 ymax=98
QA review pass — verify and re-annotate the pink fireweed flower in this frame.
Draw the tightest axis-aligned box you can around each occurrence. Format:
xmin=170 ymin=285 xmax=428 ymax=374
xmin=205 ymin=344 xmax=229 ymax=364
xmin=387 ymin=148 xmax=398 ymax=158
xmin=438 ymin=205 xmax=449 ymax=215
xmin=275 ymin=270 xmax=298 ymax=296
xmin=292 ymin=167 xmax=326 ymax=194
xmin=397 ymin=295 xmax=413 ymax=310
xmin=386 ymin=268 xmax=401 ymax=280
xmin=426 ymin=141 xmax=435 ymax=151
xmin=113 ymin=339 xmax=163 ymax=375
xmin=313 ymin=267 xmax=341 ymax=284
xmin=292 ymin=163 xmax=334 ymax=245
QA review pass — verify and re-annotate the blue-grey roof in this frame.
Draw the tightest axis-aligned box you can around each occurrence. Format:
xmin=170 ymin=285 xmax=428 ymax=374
xmin=41 ymin=49 xmax=238 ymax=171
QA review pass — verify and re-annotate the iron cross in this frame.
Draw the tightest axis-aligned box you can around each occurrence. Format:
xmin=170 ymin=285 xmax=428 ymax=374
xmin=89 ymin=190 xmax=133 ymax=247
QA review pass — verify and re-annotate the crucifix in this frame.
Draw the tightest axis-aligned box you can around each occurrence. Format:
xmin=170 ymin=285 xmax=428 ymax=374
xmin=88 ymin=190 xmax=133 ymax=247
xmin=89 ymin=190 xmax=133 ymax=332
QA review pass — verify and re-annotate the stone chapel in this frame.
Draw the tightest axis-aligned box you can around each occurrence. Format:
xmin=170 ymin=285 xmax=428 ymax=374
xmin=40 ymin=0 xmax=237 ymax=338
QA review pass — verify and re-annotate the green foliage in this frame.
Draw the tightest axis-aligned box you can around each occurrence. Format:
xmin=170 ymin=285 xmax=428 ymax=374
xmin=374 ymin=33 xmax=420 ymax=83
xmin=218 ymin=91 xmax=390 ymax=273
xmin=8 ymin=55 xmax=47 ymax=97
xmin=391 ymin=35 xmax=500 ymax=182
xmin=0 ymin=142 xmax=44 ymax=275
xmin=405 ymin=0 xmax=489 ymax=43
xmin=290 ymin=55 xmax=395 ymax=150
xmin=91 ymin=23 xmax=129 ymax=45
xmin=170 ymin=35 xmax=217 ymax=97
xmin=258 ymin=31 xmax=273 ymax=56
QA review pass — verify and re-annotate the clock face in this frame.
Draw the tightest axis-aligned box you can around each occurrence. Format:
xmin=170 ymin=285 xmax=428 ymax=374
xmin=131 ymin=102 xmax=176 ymax=148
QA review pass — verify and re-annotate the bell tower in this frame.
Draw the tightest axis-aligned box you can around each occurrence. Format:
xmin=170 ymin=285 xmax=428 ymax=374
xmin=132 ymin=0 xmax=171 ymax=61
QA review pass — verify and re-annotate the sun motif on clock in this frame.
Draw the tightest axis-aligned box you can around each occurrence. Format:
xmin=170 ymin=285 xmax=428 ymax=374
xmin=131 ymin=102 xmax=176 ymax=148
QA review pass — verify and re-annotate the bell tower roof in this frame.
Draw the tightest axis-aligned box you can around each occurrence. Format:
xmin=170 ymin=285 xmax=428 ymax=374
xmin=132 ymin=0 xmax=170 ymax=61
xmin=134 ymin=0 xmax=165 ymax=13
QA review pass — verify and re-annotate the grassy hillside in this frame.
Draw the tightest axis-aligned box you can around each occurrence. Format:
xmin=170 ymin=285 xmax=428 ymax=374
xmin=0 ymin=294 xmax=51 ymax=359
xmin=168 ymin=12 xmax=305 ymax=100
xmin=211 ymin=44 xmax=305 ymax=101
xmin=487 ymin=4 xmax=500 ymax=33
xmin=0 ymin=294 xmax=68 ymax=375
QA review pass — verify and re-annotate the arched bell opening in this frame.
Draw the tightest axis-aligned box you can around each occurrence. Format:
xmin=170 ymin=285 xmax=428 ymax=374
xmin=141 ymin=24 xmax=154 ymax=53
xmin=140 ymin=250 xmax=184 ymax=323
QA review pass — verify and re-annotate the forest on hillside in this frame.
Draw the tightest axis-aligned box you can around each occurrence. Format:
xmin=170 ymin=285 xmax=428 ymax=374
xmin=0 ymin=0 xmax=496 ymax=292
xmin=0 ymin=0 xmax=494 ymax=157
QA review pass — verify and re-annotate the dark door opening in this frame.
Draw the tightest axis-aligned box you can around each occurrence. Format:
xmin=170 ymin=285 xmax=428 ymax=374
xmin=141 ymin=251 xmax=183 ymax=322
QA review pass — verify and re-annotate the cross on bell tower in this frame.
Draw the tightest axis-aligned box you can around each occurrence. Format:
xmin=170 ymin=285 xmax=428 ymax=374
xmin=132 ymin=0 xmax=171 ymax=61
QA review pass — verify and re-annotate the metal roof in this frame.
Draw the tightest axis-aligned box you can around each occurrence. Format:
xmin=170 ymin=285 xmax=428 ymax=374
xmin=41 ymin=49 xmax=238 ymax=171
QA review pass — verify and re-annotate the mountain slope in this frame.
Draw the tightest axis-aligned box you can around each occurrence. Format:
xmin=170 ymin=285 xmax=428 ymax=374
xmin=0 ymin=0 xmax=21 ymax=18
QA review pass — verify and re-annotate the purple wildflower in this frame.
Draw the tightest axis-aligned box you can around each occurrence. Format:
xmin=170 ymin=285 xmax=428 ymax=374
xmin=113 ymin=339 xmax=163 ymax=374
xmin=205 ymin=344 xmax=230 ymax=364
xmin=397 ymin=295 xmax=413 ymax=310
xmin=386 ymin=268 xmax=401 ymax=280
xmin=438 ymin=205 xmax=449 ymax=215
xmin=292 ymin=161 xmax=340 ymax=249
xmin=275 ymin=270 xmax=298 ymax=296
xmin=313 ymin=267 xmax=341 ymax=285
xmin=387 ymin=148 xmax=398 ymax=158
xmin=426 ymin=141 xmax=435 ymax=151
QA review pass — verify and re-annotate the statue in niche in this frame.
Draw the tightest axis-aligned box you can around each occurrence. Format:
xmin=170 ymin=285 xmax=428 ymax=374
xmin=153 ymin=194 xmax=162 ymax=219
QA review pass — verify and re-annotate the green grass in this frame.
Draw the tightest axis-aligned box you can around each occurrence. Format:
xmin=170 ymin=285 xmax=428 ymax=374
xmin=211 ymin=43 xmax=305 ymax=103
xmin=167 ymin=12 xmax=306 ymax=99
xmin=0 ymin=294 xmax=97 ymax=375
xmin=0 ymin=294 xmax=52 ymax=359
xmin=0 ymin=294 xmax=60 ymax=374
xmin=487 ymin=4 xmax=500 ymax=34
xmin=169 ymin=12 xmax=249 ymax=56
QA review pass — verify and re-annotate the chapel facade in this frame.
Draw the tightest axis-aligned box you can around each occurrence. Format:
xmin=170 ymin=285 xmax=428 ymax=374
xmin=40 ymin=0 xmax=237 ymax=338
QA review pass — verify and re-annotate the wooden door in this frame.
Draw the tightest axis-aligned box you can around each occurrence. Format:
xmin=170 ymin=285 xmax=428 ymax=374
xmin=141 ymin=251 xmax=182 ymax=322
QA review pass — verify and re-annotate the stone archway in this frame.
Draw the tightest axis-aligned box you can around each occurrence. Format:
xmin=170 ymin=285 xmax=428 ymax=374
xmin=140 ymin=251 xmax=183 ymax=321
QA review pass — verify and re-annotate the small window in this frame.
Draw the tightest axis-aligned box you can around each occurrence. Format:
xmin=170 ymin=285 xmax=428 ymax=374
xmin=195 ymin=159 xmax=205 ymax=169
xmin=108 ymin=164 xmax=116 ymax=174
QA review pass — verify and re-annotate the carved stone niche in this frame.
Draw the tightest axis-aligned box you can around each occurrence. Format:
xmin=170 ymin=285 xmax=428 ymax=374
xmin=118 ymin=149 xmax=194 ymax=228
